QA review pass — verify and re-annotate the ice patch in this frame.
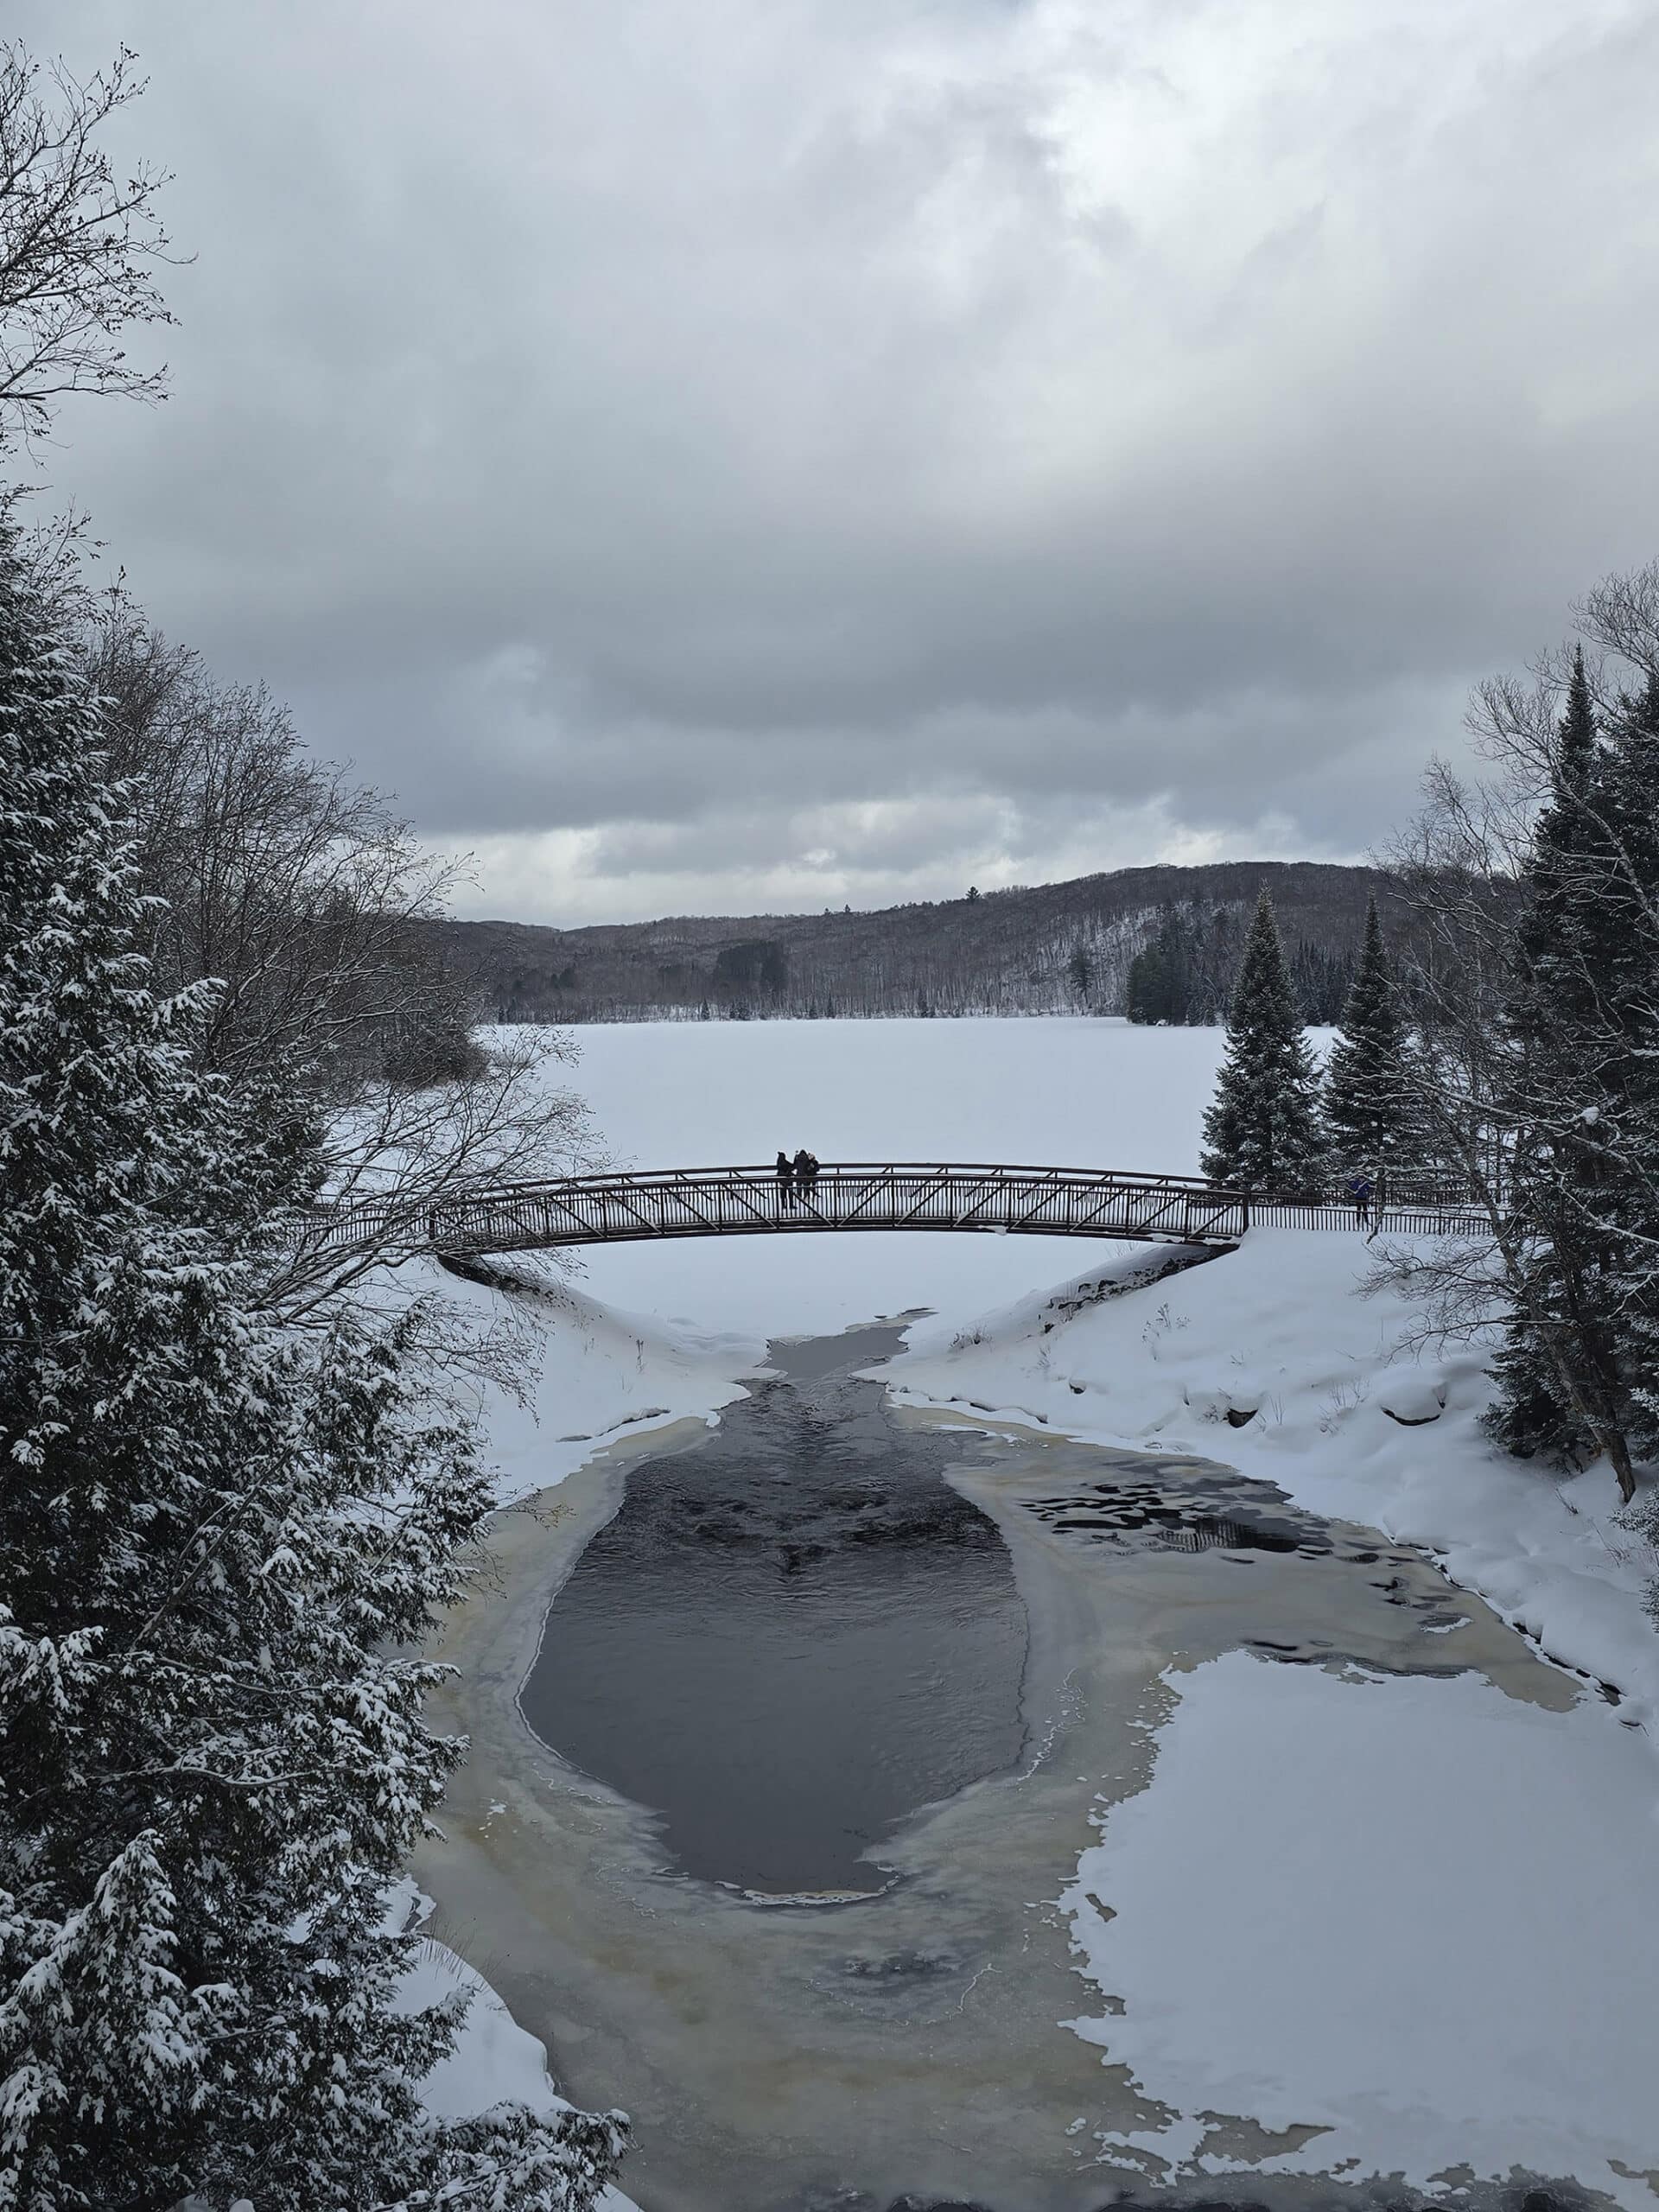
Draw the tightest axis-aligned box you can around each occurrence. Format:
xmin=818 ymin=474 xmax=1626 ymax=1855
xmin=1061 ymin=1650 xmax=1659 ymax=2204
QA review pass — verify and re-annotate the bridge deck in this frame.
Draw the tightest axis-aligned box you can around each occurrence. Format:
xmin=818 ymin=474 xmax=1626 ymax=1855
xmin=330 ymin=1163 xmax=1485 ymax=1261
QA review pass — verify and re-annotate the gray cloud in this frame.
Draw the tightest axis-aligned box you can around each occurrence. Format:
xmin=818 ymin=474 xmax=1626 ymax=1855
xmin=16 ymin=0 xmax=1659 ymax=921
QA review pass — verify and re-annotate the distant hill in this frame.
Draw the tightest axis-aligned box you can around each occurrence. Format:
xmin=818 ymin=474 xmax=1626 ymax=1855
xmin=430 ymin=860 xmax=1394 ymax=1026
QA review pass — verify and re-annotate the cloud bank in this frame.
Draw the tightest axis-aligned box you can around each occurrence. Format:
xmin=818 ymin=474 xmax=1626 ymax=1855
xmin=21 ymin=0 xmax=1659 ymax=920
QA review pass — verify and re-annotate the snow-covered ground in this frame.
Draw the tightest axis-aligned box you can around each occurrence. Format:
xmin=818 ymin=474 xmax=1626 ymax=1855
xmin=891 ymin=1226 xmax=1659 ymax=1737
xmin=391 ymin=1883 xmax=640 ymax=2212
xmin=423 ymin=1017 xmax=1659 ymax=2204
xmin=1059 ymin=1653 xmax=1659 ymax=2195
xmin=563 ymin=1013 xmax=1236 ymax=1339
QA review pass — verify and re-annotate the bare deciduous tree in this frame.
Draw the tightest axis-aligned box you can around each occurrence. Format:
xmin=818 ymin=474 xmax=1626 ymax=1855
xmin=0 ymin=41 xmax=175 ymax=447
xmin=83 ymin=607 xmax=602 ymax=1319
xmin=88 ymin=611 xmax=479 ymax=1096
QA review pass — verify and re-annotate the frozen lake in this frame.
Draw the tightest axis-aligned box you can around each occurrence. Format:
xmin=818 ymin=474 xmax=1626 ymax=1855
xmin=554 ymin=1014 xmax=1245 ymax=1340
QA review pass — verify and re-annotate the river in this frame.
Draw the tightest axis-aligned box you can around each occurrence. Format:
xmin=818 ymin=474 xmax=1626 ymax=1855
xmin=415 ymin=1319 xmax=1590 ymax=2212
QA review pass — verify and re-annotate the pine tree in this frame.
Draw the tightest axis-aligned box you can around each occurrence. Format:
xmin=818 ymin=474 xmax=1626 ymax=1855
xmin=1596 ymin=672 xmax=1659 ymax=1465
xmin=1507 ymin=645 xmax=1602 ymax=1054
xmin=0 ymin=539 xmax=624 ymax=2209
xmin=1200 ymin=890 xmax=1326 ymax=1193
xmin=1322 ymin=896 xmax=1417 ymax=1186
xmin=1484 ymin=647 xmax=1653 ymax=1493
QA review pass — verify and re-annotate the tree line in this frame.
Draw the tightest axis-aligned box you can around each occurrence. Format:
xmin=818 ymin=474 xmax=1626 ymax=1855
xmin=459 ymin=868 xmax=1381 ymax=1027
xmin=0 ymin=45 xmax=619 ymax=2212
xmin=1124 ymin=901 xmax=1357 ymax=1027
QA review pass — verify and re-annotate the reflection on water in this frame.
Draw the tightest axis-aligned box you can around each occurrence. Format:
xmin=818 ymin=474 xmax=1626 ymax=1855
xmin=521 ymin=1321 xmax=1029 ymax=1894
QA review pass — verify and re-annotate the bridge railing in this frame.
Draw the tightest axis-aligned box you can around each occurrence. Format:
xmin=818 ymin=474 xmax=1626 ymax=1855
xmin=311 ymin=1161 xmax=1489 ymax=1259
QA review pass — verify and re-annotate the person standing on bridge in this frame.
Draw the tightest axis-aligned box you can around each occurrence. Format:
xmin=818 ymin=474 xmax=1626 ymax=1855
xmin=793 ymin=1147 xmax=814 ymax=1206
xmin=1348 ymin=1172 xmax=1373 ymax=1230
xmin=803 ymin=1151 xmax=821 ymax=1201
xmin=776 ymin=1149 xmax=795 ymax=1211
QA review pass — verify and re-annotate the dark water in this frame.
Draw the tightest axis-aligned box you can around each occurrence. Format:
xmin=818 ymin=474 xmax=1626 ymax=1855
xmin=521 ymin=1321 xmax=1031 ymax=1896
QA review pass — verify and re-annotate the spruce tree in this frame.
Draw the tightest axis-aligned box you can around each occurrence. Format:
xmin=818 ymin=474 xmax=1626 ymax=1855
xmin=1598 ymin=671 xmax=1659 ymax=1471
xmin=1508 ymin=645 xmax=1602 ymax=1053
xmin=1322 ymin=895 xmax=1417 ymax=1186
xmin=0 ymin=541 xmax=624 ymax=2209
xmin=1484 ymin=646 xmax=1656 ymax=1493
xmin=1200 ymin=890 xmax=1326 ymax=1193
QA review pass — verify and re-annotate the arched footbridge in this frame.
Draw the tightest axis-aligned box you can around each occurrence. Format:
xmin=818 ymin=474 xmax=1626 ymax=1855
xmin=346 ymin=1165 xmax=1484 ymax=1261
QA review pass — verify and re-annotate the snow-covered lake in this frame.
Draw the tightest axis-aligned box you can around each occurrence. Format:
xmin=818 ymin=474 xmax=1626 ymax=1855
xmin=563 ymin=1014 xmax=1238 ymax=1338
xmin=422 ymin=1018 xmax=1659 ymax=2212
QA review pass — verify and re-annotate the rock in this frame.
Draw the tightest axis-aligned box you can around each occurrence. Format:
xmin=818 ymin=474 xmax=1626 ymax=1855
xmin=1378 ymin=1376 xmax=1448 ymax=1427
xmin=1184 ymin=1385 xmax=1260 ymax=1427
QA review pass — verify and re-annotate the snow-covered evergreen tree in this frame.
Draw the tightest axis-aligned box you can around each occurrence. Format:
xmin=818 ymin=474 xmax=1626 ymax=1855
xmin=1201 ymin=890 xmax=1326 ymax=1193
xmin=1486 ymin=650 xmax=1624 ymax=1470
xmin=1596 ymin=671 xmax=1659 ymax=1470
xmin=0 ymin=537 xmax=624 ymax=2209
xmin=1322 ymin=895 xmax=1417 ymax=1185
xmin=1484 ymin=650 xmax=1659 ymax=1497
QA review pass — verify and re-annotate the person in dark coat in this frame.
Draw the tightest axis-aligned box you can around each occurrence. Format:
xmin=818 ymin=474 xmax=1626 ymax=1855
xmin=776 ymin=1149 xmax=794 ymax=1211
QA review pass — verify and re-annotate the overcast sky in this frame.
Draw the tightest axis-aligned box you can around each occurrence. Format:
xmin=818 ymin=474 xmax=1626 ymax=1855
xmin=18 ymin=0 xmax=1659 ymax=924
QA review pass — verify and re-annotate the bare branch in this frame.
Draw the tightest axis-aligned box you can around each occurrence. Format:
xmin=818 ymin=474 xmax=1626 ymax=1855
xmin=0 ymin=41 xmax=179 ymax=448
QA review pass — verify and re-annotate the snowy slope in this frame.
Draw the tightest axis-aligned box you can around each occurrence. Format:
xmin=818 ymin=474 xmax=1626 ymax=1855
xmin=889 ymin=1228 xmax=1659 ymax=1734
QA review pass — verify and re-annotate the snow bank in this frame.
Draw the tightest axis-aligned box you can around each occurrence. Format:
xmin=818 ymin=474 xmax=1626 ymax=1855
xmin=392 ymin=1885 xmax=641 ymax=2212
xmin=889 ymin=1226 xmax=1659 ymax=1737
xmin=1059 ymin=1651 xmax=1659 ymax=2202
xmin=882 ymin=1224 xmax=1659 ymax=2199
xmin=417 ymin=1259 xmax=764 ymax=1503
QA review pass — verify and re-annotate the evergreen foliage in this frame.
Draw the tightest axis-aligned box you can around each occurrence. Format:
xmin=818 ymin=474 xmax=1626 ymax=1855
xmin=1596 ymin=672 xmax=1659 ymax=1481
xmin=1322 ymin=896 xmax=1417 ymax=1179
xmin=1287 ymin=938 xmax=1360 ymax=1025
xmin=1488 ymin=650 xmax=1616 ymax=1465
xmin=1125 ymin=908 xmax=1192 ymax=1024
xmin=712 ymin=938 xmax=788 ymax=997
xmin=1485 ymin=650 xmax=1659 ymax=1491
xmin=1200 ymin=891 xmax=1326 ymax=1192
xmin=1126 ymin=902 xmax=1356 ymax=1027
xmin=0 ymin=543 xmax=624 ymax=2209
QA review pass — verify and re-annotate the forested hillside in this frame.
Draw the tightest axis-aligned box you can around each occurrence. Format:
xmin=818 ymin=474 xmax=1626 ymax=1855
xmin=435 ymin=860 xmax=1388 ymax=1024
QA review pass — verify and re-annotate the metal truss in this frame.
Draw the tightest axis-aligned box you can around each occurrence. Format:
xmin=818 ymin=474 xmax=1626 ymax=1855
xmin=318 ymin=1162 xmax=1488 ymax=1262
